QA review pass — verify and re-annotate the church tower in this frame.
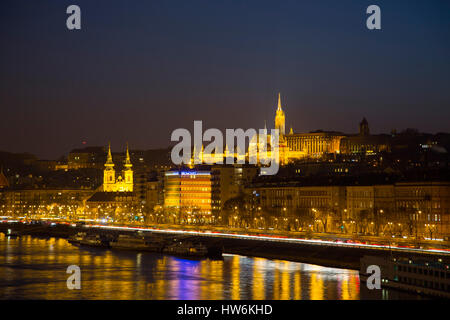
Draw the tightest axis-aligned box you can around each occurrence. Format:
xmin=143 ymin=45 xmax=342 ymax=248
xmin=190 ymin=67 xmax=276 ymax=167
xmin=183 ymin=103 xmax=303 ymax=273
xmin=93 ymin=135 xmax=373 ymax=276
xmin=103 ymin=143 xmax=116 ymax=192
xmin=123 ymin=143 xmax=133 ymax=192
xmin=274 ymin=93 xmax=286 ymax=136
xmin=359 ymin=117 xmax=370 ymax=136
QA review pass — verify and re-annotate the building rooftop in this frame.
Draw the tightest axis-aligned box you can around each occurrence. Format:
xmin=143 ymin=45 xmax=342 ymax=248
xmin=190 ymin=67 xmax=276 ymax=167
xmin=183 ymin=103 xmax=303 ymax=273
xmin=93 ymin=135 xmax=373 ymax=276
xmin=87 ymin=191 xmax=134 ymax=202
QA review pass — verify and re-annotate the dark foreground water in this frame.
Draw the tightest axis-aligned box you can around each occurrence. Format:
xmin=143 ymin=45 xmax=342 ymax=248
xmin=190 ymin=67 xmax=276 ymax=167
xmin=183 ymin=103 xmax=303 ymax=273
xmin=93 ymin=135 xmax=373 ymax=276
xmin=0 ymin=234 xmax=423 ymax=300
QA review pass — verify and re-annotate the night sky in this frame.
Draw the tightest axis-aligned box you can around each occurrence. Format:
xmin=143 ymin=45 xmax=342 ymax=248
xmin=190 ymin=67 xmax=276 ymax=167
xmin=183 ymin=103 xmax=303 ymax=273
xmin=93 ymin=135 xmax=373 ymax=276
xmin=1 ymin=0 xmax=449 ymax=159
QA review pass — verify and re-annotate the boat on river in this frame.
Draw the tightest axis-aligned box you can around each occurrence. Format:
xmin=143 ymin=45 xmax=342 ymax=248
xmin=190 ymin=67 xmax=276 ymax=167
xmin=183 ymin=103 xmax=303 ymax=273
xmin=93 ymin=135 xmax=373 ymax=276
xmin=360 ymin=255 xmax=450 ymax=298
xmin=162 ymin=240 xmax=210 ymax=258
xmin=2 ymin=229 xmax=21 ymax=238
xmin=68 ymin=232 xmax=110 ymax=248
xmin=110 ymin=234 xmax=165 ymax=252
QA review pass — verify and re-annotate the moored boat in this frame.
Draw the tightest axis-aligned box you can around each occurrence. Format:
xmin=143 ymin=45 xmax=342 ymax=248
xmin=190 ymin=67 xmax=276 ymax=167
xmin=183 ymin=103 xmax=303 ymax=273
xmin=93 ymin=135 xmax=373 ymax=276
xmin=162 ymin=241 xmax=210 ymax=258
xmin=360 ymin=255 xmax=450 ymax=298
xmin=2 ymin=229 xmax=21 ymax=238
xmin=68 ymin=232 xmax=87 ymax=245
xmin=110 ymin=234 xmax=165 ymax=252
xmin=68 ymin=232 xmax=110 ymax=248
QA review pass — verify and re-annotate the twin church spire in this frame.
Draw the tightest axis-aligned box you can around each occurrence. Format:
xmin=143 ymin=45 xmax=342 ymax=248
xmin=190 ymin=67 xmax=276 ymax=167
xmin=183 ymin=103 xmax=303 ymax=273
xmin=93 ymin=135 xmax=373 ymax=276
xmin=106 ymin=143 xmax=131 ymax=166
xmin=103 ymin=143 xmax=133 ymax=192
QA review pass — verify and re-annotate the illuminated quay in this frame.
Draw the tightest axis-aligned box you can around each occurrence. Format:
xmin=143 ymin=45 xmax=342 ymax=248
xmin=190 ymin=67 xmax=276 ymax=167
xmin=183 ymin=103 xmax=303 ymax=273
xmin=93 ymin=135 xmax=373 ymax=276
xmin=1 ymin=97 xmax=450 ymax=242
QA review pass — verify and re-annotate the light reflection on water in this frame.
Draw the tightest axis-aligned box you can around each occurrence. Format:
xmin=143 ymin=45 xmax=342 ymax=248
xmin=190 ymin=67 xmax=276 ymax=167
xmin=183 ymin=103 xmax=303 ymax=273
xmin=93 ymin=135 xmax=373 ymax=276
xmin=0 ymin=234 xmax=414 ymax=300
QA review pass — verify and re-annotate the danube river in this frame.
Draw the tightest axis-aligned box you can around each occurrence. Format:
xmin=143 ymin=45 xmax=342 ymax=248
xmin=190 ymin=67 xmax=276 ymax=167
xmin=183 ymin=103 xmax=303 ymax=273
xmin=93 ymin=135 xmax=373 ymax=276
xmin=0 ymin=234 xmax=422 ymax=300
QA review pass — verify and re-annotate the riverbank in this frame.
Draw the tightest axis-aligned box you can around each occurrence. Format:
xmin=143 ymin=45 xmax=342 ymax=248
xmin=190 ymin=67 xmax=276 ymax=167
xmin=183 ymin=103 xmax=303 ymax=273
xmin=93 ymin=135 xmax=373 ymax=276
xmin=1 ymin=221 xmax=449 ymax=270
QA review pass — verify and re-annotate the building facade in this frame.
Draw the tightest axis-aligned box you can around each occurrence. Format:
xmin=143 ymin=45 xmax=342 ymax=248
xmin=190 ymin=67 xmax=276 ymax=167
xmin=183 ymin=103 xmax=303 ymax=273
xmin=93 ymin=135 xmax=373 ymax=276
xmin=248 ymin=181 xmax=450 ymax=239
xmin=0 ymin=189 xmax=93 ymax=220
xmin=164 ymin=169 xmax=212 ymax=214
xmin=193 ymin=94 xmax=394 ymax=166
xmin=103 ymin=143 xmax=134 ymax=192
xmin=211 ymin=164 xmax=259 ymax=213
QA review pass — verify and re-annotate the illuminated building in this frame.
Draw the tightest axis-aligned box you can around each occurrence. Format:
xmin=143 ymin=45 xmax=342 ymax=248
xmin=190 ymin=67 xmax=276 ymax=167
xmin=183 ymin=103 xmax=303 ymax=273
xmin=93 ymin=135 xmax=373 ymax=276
xmin=103 ymin=143 xmax=134 ymax=192
xmin=339 ymin=118 xmax=390 ymax=155
xmin=285 ymin=131 xmax=344 ymax=160
xmin=77 ymin=143 xmax=140 ymax=222
xmin=252 ymin=185 xmax=346 ymax=232
xmin=198 ymin=93 xmax=345 ymax=164
xmin=211 ymin=164 xmax=259 ymax=212
xmin=196 ymin=93 xmax=391 ymax=165
xmin=248 ymin=181 xmax=450 ymax=239
xmin=395 ymin=182 xmax=450 ymax=240
xmin=164 ymin=169 xmax=212 ymax=215
xmin=190 ymin=144 xmax=246 ymax=167
xmin=145 ymin=180 xmax=160 ymax=212
xmin=266 ymin=93 xmax=344 ymax=162
xmin=346 ymin=185 xmax=395 ymax=234
xmin=274 ymin=93 xmax=285 ymax=135
xmin=85 ymin=191 xmax=142 ymax=223
xmin=67 ymin=146 xmax=106 ymax=170
xmin=0 ymin=189 xmax=92 ymax=219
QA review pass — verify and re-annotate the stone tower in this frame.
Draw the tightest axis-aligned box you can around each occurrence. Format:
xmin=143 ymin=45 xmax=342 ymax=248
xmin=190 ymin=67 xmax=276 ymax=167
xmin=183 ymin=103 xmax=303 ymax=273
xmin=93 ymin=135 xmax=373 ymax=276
xmin=274 ymin=93 xmax=286 ymax=136
xmin=103 ymin=143 xmax=116 ymax=192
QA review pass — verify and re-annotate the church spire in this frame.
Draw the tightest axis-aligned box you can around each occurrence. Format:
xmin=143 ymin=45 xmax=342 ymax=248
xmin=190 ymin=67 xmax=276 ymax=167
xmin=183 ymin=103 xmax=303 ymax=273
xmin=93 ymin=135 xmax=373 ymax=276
xmin=274 ymin=92 xmax=286 ymax=135
xmin=124 ymin=142 xmax=132 ymax=168
xmin=105 ymin=142 xmax=114 ymax=167
xmin=277 ymin=92 xmax=282 ymax=111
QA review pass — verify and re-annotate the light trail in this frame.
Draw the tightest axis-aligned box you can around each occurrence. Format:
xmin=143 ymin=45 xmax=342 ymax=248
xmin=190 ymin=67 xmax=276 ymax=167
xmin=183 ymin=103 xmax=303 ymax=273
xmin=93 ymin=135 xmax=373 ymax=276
xmin=83 ymin=224 xmax=450 ymax=255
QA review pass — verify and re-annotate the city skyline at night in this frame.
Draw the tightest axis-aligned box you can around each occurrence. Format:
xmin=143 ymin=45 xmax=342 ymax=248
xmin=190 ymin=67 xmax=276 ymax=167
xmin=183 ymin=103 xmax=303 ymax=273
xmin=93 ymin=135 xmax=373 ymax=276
xmin=1 ymin=0 xmax=450 ymax=305
xmin=1 ymin=0 xmax=450 ymax=158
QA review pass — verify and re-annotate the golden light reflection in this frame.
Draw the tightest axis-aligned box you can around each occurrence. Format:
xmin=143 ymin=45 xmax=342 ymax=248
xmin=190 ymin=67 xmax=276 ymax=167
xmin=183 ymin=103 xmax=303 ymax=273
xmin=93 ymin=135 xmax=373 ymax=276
xmin=349 ymin=274 xmax=360 ymax=300
xmin=210 ymin=260 xmax=223 ymax=299
xmin=152 ymin=257 xmax=168 ymax=299
xmin=252 ymin=258 xmax=265 ymax=300
xmin=169 ymin=258 xmax=180 ymax=299
xmin=0 ymin=235 xmax=363 ymax=300
xmin=199 ymin=259 xmax=210 ymax=300
xmin=231 ymin=255 xmax=240 ymax=300
xmin=294 ymin=271 xmax=301 ymax=300
xmin=340 ymin=275 xmax=350 ymax=300
xmin=101 ymin=252 xmax=113 ymax=299
xmin=280 ymin=261 xmax=290 ymax=300
xmin=309 ymin=272 xmax=324 ymax=300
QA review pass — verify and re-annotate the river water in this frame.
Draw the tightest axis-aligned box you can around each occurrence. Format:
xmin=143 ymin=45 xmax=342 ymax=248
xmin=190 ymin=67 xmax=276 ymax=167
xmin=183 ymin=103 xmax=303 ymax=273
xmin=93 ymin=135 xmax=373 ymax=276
xmin=0 ymin=234 xmax=423 ymax=300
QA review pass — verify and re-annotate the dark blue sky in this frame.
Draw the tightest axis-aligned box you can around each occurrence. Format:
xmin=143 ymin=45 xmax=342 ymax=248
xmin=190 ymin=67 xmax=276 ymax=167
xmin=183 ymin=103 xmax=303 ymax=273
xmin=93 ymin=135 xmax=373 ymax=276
xmin=1 ymin=0 xmax=449 ymax=159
